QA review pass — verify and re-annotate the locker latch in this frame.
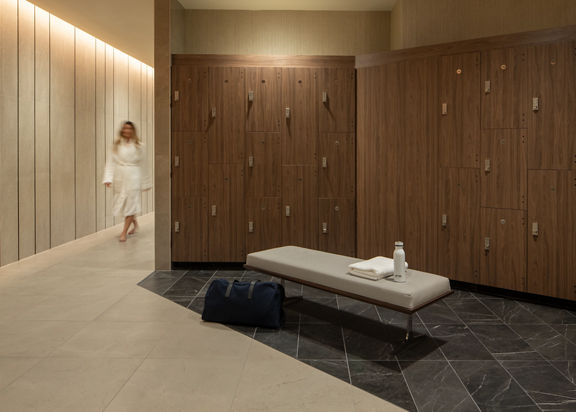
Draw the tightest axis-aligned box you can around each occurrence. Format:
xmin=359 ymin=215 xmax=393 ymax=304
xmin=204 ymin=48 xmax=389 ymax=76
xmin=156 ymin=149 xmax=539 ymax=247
xmin=322 ymin=91 xmax=328 ymax=104
xmin=484 ymin=80 xmax=491 ymax=94
xmin=322 ymin=157 xmax=327 ymax=168
xmin=322 ymin=222 xmax=328 ymax=234
xmin=174 ymin=155 xmax=180 ymax=167
xmin=532 ymin=222 xmax=539 ymax=237
xmin=211 ymin=107 xmax=216 ymax=118
xmin=441 ymin=103 xmax=448 ymax=115
xmin=248 ymin=221 xmax=254 ymax=233
xmin=174 ymin=221 xmax=180 ymax=233
xmin=285 ymin=107 xmax=291 ymax=119
xmin=248 ymin=156 xmax=254 ymax=168
xmin=484 ymin=159 xmax=491 ymax=173
xmin=532 ymin=97 xmax=540 ymax=112
xmin=174 ymin=90 xmax=180 ymax=102
xmin=211 ymin=205 xmax=217 ymax=216
xmin=285 ymin=206 xmax=291 ymax=217
xmin=441 ymin=214 xmax=447 ymax=228
xmin=248 ymin=90 xmax=254 ymax=102
xmin=484 ymin=237 xmax=491 ymax=251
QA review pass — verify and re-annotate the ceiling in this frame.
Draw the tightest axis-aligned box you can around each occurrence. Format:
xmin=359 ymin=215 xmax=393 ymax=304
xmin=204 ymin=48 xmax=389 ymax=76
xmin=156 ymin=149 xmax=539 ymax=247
xmin=178 ymin=0 xmax=397 ymax=11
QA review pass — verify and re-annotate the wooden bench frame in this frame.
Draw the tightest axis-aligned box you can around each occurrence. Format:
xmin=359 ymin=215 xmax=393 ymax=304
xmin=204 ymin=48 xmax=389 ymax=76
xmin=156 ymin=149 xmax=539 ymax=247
xmin=244 ymin=264 xmax=453 ymax=342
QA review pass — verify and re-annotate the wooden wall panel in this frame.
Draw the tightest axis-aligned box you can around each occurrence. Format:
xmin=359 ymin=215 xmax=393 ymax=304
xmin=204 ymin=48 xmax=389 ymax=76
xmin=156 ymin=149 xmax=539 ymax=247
xmin=75 ymin=30 xmax=97 ymax=238
xmin=481 ymin=47 xmax=528 ymax=129
xmin=171 ymin=66 xmax=209 ymax=132
xmin=318 ymin=68 xmax=356 ymax=133
xmin=439 ymin=52 xmax=480 ymax=168
xmin=140 ymin=62 xmax=149 ymax=215
xmin=557 ymin=171 xmax=576 ymax=300
xmin=172 ymin=197 xmax=208 ymax=262
xmin=147 ymin=66 xmax=155 ymax=213
xmin=246 ymin=67 xmax=281 ymax=132
xmin=50 ymin=17 xmax=76 ymax=247
xmin=282 ymin=68 xmax=318 ymax=165
xmin=318 ymin=133 xmax=355 ymax=199
xmin=95 ymin=40 xmax=106 ymax=231
xmin=481 ymin=130 xmax=527 ymax=210
xmin=113 ymin=50 xmax=129 ymax=224
xmin=128 ymin=58 xmax=143 ymax=214
xmin=0 ymin=0 xmax=19 ymax=265
xmin=34 ymin=6 xmax=50 ymax=253
xmin=104 ymin=45 xmax=115 ymax=228
xmin=528 ymin=41 xmax=576 ymax=170
xmin=209 ymin=67 xmax=245 ymax=164
xmin=18 ymin=0 xmax=36 ymax=259
xmin=480 ymin=208 xmax=526 ymax=291
xmin=172 ymin=133 xmax=208 ymax=199
xmin=246 ymin=197 xmax=282 ymax=254
xmin=318 ymin=198 xmax=355 ymax=257
xmin=438 ymin=168 xmax=481 ymax=283
xmin=245 ymin=133 xmax=281 ymax=197
xmin=281 ymin=165 xmax=318 ymax=249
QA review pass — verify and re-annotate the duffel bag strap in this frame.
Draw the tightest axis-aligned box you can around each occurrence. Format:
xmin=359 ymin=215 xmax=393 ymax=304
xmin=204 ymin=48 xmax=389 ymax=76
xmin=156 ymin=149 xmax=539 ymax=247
xmin=248 ymin=280 xmax=259 ymax=299
xmin=225 ymin=280 xmax=237 ymax=298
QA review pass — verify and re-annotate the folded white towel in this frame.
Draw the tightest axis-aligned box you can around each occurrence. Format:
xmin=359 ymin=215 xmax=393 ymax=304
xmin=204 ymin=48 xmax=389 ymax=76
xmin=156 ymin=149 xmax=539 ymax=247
xmin=348 ymin=268 xmax=393 ymax=281
xmin=348 ymin=256 xmax=408 ymax=277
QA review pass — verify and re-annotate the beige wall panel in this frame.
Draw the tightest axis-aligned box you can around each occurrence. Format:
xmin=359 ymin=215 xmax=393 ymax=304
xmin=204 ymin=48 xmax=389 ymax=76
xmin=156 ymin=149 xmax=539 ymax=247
xmin=128 ymin=57 xmax=144 ymax=214
xmin=105 ymin=44 xmax=115 ymax=227
xmin=18 ymin=0 xmax=36 ymax=259
xmin=113 ymin=49 xmax=129 ymax=224
xmin=50 ymin=16 xmax=76 ymax=247
xmin=0 ymin=0 xmax=19 ymax=265
xmin=147 ymin=66 xmax=155 ymax=214
xmin=75 ymin=29 xmax=97 ymax=238
xmin=95 ymin=40 xmax=106 ymax=231
xmin=140 ymin=62 xmax=149 ymax=214
xmin=180 ymin=10 xmax=390 ymax=55
xmin=35 ymin=6 xmax=51 ymax=253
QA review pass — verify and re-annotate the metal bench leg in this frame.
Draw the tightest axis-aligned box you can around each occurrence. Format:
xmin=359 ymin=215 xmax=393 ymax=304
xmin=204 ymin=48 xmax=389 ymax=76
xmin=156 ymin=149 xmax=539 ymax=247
xmin=405 ymin=314 xmax=413 ymax=342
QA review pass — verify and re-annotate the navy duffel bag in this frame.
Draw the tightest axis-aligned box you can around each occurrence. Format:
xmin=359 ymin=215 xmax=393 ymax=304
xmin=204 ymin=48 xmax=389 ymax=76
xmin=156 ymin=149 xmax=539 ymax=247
xmin=202 ymin=279 xmax=285 ymax=329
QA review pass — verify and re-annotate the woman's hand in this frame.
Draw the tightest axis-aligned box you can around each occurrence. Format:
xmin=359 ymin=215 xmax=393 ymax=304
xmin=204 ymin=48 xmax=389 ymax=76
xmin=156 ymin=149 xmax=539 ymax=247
xmin=105 ymin=183 xmax=111 ymax=188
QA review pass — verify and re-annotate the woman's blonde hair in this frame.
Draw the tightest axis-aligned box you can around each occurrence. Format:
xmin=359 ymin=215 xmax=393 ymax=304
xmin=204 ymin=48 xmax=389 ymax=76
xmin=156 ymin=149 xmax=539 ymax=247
xmin=113 ymin=121 xmax=141 ymax=152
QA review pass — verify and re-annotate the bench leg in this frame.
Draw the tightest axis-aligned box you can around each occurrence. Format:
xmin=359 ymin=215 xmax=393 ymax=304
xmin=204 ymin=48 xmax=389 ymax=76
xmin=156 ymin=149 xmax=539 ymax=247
xmin=405 ymin=314 xmax=413 ymax=342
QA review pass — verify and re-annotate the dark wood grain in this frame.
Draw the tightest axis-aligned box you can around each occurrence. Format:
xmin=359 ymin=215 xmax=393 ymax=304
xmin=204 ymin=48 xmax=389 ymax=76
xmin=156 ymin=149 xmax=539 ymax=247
xmin=246 ymin=67 xmax=282 ymax=132
xmin=318 ymin=68 xmax=356 ymax=133
xmin=245 ymin=197 xmax=282 ymax=254
xmin=173 ymin=54 xmax=356 ymax=68
xmin=318 ymin=133 xmax=355 ymax=198
xmin=318 ymin=198 xmax=356 ymax=257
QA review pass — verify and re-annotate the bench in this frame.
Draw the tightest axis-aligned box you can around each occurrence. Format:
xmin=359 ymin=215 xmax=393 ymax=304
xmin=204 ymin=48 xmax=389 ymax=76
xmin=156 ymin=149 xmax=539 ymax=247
xmin=245 ymin=246 xmax=452 ymax=341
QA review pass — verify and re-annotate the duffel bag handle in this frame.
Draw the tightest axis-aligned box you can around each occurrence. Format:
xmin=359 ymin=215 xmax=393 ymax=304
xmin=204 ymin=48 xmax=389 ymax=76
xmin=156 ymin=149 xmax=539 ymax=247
xmin=225 ymin=280 xmax=237 ymax=298
xmin=248 ymin=280 xmax=259 ymax=299
xmin=224 ymin=279 xmax=260 ymax=299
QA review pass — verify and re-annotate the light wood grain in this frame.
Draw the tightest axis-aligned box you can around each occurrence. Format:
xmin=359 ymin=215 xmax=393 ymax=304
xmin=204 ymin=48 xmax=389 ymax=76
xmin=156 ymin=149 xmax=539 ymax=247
xmin=147 ymin=66 xmax=154 ymax=214
xmin=128 ymin=57 xmax=143 ymax=214
xmin=113 ymin=50 xmax=129 ymax=224
xmin=95 ymin=40 xmax=106 ymax=231
xmin=105 ymin=44 xmax=115 ymax=228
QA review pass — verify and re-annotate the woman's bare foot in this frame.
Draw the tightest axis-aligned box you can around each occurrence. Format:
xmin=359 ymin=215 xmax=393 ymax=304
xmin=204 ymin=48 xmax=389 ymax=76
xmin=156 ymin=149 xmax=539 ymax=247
xmin=119 ymin=233 xmax=127 ymax=242
xmin=128 ymin=221 xmax=138 ymax=235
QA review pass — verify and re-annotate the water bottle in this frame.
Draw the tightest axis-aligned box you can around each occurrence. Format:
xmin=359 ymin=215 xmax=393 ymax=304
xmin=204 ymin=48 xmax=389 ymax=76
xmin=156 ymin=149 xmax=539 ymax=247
xmin=393 ymin=241 xmax=406 ymax=283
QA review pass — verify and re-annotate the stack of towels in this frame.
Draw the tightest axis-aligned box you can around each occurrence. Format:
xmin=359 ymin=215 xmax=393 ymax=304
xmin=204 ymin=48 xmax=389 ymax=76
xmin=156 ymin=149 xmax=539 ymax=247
xmin=348 ymin=257 xmax=408 ymax=281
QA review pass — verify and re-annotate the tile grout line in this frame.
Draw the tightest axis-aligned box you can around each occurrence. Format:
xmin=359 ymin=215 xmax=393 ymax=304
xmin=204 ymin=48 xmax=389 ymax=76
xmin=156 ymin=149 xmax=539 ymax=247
xmin=101 ymin=356 xmax=147 ymax=411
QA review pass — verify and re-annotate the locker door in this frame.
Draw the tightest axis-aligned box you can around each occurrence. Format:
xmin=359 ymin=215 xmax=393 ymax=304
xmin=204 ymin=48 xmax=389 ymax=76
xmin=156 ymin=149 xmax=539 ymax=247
xmin=171 ymin=65 xmax=209 ymax=132
xmin=318 ymin=198 xmax=355 ymax=257
xmin=527 ymin=171 xmax=558 ymax=297
xmin=208 ymin=164 xmax=245 ymax=261
xmin=439 ymin=52 xmax=480 ymax=168
xmin=246 ymin=197 xmax=282 ymax=254
xmin=246 ymin=67 xmax=282 ymax=132
xmin=245 ymin=132 xmax=281 ymax=197
xmin=318 ymin=133 xmax=355 ymax=198
xmin=481 ymin=130 xmax=527 ymax=210
xmin=209 ymin=67 xmax=245 ymax=164
xmin=480 ymin=208 xmax=526 ymax=291
xmin=282 ymin=68 xmax=317 ymax=165
xmin=438 ymin=168 xmax=480 ymax=283
xmin=557 ymin=171 xmax=576 ymax=300
xmin=481 ymin=47 xmax=528 ymax=129
xmin=172 ymin=132 xmax=208 ymax=262
xmin=528 ymin=41 xmax=576 ymax=170
xmin=282 ymin=165 xmax=318 ymax=249
xmin=318 ymin=68 xmax=355 ymax=133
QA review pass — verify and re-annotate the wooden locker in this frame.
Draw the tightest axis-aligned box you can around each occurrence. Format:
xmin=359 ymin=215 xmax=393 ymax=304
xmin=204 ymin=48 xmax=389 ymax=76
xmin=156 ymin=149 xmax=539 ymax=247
xmin=438 ymin=168 xmax=481 ymax=283
xmin=208 ymin=164 xmax=245 ymax=261
xmin=209 ymin=67 xmax=245 ymax=164
xmin=557 ymin=171 xmax=576 ymax=300
xmin=439 ymin=52 xmax=480 ymax=168
xmin=318 ymin=133 xmax=355 ymax=198
xmin=281 ymin=165 xmax=318 ymax=249
xmin=527 ymin=41 xmax=576 ymax=170
xmin=171 ymin=65 xmax=209 ymax=132
xmin=318 ymin=68 xmax=356 ymax=133
xmin=480 ymin=130 xmax=527 ymax=210
xmin=480 ymin=208 xmax=526 ymax=291
xmin=282 ymin=68 xmax=317 ymax=165
xmin=318 ymin=198 xmax=355 ymax=257
xmin=481 ymin=47 xmax=528 ymax=129
xmin=172 ymin=132 xmax=208 ymax=198
xmin=245 ymin=132 xmax=281 ymax=197
xmin=246 ymin=67 xmax=282 ymax=132
xmin=172 ymin=197 xmax=208 ymax=262
xmin=246 ymin=197 xmax=282 ymax=254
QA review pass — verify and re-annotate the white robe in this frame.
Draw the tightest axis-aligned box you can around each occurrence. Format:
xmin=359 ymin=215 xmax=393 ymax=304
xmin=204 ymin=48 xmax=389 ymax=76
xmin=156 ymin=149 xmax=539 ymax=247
xmin=103 ymin=140 xmax=151 ymax=217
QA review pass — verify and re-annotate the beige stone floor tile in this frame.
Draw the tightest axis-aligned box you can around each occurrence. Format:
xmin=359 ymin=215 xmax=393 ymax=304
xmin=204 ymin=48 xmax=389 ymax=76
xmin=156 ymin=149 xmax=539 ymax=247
xmin=0 ymin=320 xmax=87 ymax=357
xmin=50 ymin=321 xmax=176 ymax=359
xmin=0 ymin=357 xmax=142 ymax=412
xmin=0 ymin=295 xmax=47 ymax=322
xmin=104 ymin=358 xmax=245 ymax=412
xmin=0 ymin=358 xmax=41 ymax=391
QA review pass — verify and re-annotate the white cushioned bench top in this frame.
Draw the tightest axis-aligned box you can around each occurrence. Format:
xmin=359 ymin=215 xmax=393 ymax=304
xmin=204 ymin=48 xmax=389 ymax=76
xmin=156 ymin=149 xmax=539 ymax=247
xmin=246 ymin=246 xmax=451 ymax=311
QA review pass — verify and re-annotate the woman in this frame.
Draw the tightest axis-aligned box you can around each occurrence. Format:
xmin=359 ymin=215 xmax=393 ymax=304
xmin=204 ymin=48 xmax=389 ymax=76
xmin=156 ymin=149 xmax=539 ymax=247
xmin=103 ymin=121 xmax=151 ymax=242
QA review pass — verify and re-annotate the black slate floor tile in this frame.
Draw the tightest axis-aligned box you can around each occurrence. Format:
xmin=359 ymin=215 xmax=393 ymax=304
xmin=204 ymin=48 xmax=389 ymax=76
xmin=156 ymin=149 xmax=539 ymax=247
xmin=400 ymin=360 xmax=480 ymax=411
xmin=213 ymin=269 xmax=245 ymax=278
xmin=376 ymin=306 xmax=423 ymax=326
xmin=510 ymin=323 xmax=576 ymax=360
xmin=241 ymin=271 xmax=273 ymax=282
xmin=227 ymin=325 xmax=257 ymax=338
xmin=168 ymin=296 xmax=193 ymax=308
xmin=187 ymin=297 xmax=205 ymax=315
xmin=254 ymin=324 xmax=299 ymax=358
xmin=553 ymin=324 xmax=576 ymax=345
xmin=137 ymin=270 xmax=186 ymax=294
xmin=501 ymin=360 xmax=576 ymax=410
xmin=417 ymin=301 xmax=464 ymax=325
xmin=427 ymin=324 xmax=494 ymax=361
xmin=296 ymin=298 xmax=341 ymax=324
xmin=468 ymin=324 xmax=544 ymax=361
xmin=342 ymin=324 xmax=398 ymax=361
xmin=183 ymin=269 xmax=215 ymax=280
xmin=337 ymin=296 xmax=381 ymax=322
xmin=349 ymin=361 xmax=417 ymax=412
xmin=519 ymin=301 xmax=576 ymax=325
xmin=164 ymin=275 xmax=208 ymax=297
xmin=278 ymin=280 xmax=303 ymax=297
xmin=297 ymin=324 xmax=346 ymax=360
xmin=550 ymin=360 xmax=576 ymax=385
xmin=302 ymin=360 xmax=350 ymax=383
xmin=444 ymin=289 xmax=478 ymax=300
xmin=479 ymin=297 xmax=545 ymax=325
xmin=445 ymin=300 xmax=502 ymax=325
xmin=451 ymin=360 xmax=538 ymax=411
xmin=302 ymin=285 xmax=337 ymax=299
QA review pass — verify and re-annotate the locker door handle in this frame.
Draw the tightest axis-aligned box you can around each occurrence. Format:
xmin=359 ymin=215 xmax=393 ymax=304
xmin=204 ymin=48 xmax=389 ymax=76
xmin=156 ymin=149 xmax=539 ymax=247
xmin=484 ymin=237 xmax=491 ymax=251
xmin=441 ymin=214 xmax=447 ymax=228
xmin=322 ymin=222 xmax=328 ymax=234
xmin=248 ymin=221 xmax=254 ymax=233
xmin=285 ymin=206 xmax=291 ymax=217
xmin=532 ymin=222 xmax=539 ymax=237
xmin=248 ymin=90 xmax=254 ymax=102
xmin=532 ymin=97 xmax=540 ymax=111
xmin=174 ymin=221 xmax=180 ymax=233
xmin=211 ymin=205 xmax=217 ymax=216
xmin=484 ymin=80 xmax=491 ymax=94
xmin=322 ymin=91 xmax=328 ymax=104
xmin=285 ymin=107 xmax=291 ymax=119
xmin=441 ymin=103 xmax=448 ymax=115
xmin=484 ymin=159 xmax=491 ymax=172
xmin=211 ymin=107 xmax=216 ymax=118
xmin=248 ymin=156 xmax=254 ymax=168
xmin=322 ymin=157 xmax=327 ymax=168
xmin=174 ymin=155 xmax=180 ymax=167
xmin=174 ymin=90 xmax=180 ymax=102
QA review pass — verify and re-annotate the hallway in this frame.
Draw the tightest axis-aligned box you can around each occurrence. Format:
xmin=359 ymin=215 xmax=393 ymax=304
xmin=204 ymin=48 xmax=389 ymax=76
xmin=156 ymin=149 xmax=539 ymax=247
xmin=0 ymin=214 xmax=396 ymax=411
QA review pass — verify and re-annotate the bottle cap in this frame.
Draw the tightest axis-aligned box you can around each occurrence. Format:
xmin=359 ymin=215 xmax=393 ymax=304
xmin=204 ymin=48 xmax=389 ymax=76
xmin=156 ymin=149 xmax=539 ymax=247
xmin=395 ymin=241 xmax=404 ymax=247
